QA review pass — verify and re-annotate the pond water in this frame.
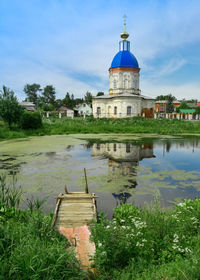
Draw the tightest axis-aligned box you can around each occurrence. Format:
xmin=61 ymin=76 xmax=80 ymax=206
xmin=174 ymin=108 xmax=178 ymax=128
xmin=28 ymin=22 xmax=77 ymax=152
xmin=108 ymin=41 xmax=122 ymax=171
xmin=0 ymin=134 xmax=200 ymax=218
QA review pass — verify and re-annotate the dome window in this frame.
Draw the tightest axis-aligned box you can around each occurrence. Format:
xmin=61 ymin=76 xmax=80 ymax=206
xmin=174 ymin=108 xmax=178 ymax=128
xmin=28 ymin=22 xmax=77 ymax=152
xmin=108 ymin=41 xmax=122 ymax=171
xmin=113 ymin=80 xmax=117 ymax=89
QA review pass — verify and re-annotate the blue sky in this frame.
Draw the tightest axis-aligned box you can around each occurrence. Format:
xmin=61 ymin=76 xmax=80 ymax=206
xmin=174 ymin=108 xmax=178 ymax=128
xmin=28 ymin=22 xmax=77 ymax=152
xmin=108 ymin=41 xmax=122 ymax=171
xmin=0 ymin=0 xmax=200 ymax=100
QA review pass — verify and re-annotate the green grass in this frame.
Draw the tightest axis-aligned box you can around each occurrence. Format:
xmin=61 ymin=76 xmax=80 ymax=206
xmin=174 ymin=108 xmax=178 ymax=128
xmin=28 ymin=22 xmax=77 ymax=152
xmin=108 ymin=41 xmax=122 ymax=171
xmin=1 ymin=173 xmax=200 ymax=279
xmin=0 ymin=175 xmax=87 ymax=280
xmin=1 ymin=116 xmax=200 ymax=141
xmin=91 ymin=200 xmax=200 ymax=280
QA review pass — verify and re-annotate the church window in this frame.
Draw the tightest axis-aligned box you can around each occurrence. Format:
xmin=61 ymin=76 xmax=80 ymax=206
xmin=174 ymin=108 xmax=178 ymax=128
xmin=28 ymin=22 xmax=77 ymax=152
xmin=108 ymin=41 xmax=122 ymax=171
xmin=127 ymin=106 xmax=132 ymax=115
xmin=126 ymin=144 xmax=130 ymax=153
xmin=124 ymin=79 xmax=128 ymax=88
xmin=97 ymin=143 xmax=100 ymax=150
xmin=114 ymin=106 xmax=117 ymax=115
xmin=113 ymin=143 xmax=117 ymax=151
xmin=134 ymin=80 xmax=137 ymax=89
xmin=113 ymin=80 xmax=117 ymax=89
xmin=97 ymin=107 xmax=101 ymax=115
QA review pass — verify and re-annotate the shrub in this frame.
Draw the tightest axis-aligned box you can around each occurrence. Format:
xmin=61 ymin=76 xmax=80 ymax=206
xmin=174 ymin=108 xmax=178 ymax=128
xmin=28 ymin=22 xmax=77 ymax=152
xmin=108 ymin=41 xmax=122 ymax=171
xmin=20 ymin=111 xmax=42 ymax=129
xmin=91 ymin=199 xmax=200 ymax=279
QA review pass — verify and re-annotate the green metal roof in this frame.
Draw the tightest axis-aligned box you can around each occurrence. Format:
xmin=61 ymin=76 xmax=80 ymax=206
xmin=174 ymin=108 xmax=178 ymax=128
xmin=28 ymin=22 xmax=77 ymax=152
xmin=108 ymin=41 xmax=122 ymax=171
xmin=180 ymin=109 xmax=195 ymax=113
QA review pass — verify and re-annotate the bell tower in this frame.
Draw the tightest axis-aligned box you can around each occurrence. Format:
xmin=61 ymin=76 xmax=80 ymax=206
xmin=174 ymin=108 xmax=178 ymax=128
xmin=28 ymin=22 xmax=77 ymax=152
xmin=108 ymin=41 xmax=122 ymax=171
xmin=109 ymin=16 xmax=141 ymax=96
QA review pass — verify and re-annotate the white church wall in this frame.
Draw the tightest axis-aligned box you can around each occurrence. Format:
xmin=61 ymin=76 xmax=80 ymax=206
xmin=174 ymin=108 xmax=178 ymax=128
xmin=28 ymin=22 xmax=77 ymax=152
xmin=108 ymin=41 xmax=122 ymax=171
xmin=142 ymin=99 xmax=155 ymax=109
xmin=109 ymin=71 xmax=140 ymax=95
xmin=93 ymin=96 xmax=145 ymax=118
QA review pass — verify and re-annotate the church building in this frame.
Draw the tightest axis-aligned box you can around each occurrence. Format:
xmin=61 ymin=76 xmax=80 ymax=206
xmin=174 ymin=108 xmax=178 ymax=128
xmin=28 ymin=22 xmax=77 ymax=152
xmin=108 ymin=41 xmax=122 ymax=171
xmin=92 ymin=22 xmax=155 ymax=118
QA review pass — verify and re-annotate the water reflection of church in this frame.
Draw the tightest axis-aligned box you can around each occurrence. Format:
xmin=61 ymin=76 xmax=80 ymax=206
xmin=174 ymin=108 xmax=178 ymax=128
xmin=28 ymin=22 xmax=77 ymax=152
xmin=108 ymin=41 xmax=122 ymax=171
xmin=92 ymin=143 xmax=155 ymax=190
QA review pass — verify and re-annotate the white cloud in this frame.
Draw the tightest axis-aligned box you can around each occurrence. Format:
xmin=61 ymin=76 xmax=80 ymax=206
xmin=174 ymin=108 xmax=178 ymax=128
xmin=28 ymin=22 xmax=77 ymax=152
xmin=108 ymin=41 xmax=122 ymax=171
xmin=1 ymin=0 xmax=200 ymax=101
xmin=148 ymin=58 xmax=187 ymax=78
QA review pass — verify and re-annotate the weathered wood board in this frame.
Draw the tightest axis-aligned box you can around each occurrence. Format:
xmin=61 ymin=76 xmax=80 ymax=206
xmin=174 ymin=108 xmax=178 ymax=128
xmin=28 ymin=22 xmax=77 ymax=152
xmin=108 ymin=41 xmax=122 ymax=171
xmin=52 ymin=192 xmax=97 ymax=270
xmin=53 ymin=192 xmax=97 ymax=228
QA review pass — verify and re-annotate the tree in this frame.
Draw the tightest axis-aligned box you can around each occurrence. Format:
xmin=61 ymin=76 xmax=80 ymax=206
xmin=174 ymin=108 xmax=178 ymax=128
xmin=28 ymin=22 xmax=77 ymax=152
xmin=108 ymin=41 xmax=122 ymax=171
xmin=84 ymin=91 xmax=93 ymax=103
xmin=97 ymin=92 xmax=104 ymax=96
xmin=0 ymin=86 xmax=24 ymax=128
xmin=24 ymin=84 xmax=41 ymax=105
xmin=156 ymin=94 xmax=176 ymax=101
xmin=166 ymin=95 xmax=174 ymax=113
xmin=74 ymin=98 xmax=84 ymax=106
xmin=195 ymin=106 xmax=200 ymax=115
xmin=54 ymin=99 xmax=63 ymax=110
xmin=42 ymin=85 xmax=56 ymax=106
xmin=62 ymin=93 xmax=76 ymax=109
xmin=176 ymin=101 xmax=191 ymax=112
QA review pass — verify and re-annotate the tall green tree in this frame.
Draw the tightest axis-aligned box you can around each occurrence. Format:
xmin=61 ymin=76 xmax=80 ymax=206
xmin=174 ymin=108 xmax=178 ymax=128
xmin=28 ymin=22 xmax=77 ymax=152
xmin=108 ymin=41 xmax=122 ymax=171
xmin=63 ymin=93 xmax=76 ymax=109
xmin=97 ymin=92 xmax=104 ymax=96
xmin=166 ymin=95 xmax=175 ymax=113
xmin=54 ymin=99 xmax=63 ymax=110
xmin=84 ymin=91 xmax=93 ymax=103
xmin=0 ymin=86 xmax=24 ymax=128
xmin=42 ymin=85 xmax=56 ymax=106
xmin=23 ymin=84 xmax=41 ymax=105
xmin=156 ymin=94 xmax=176 ymax=101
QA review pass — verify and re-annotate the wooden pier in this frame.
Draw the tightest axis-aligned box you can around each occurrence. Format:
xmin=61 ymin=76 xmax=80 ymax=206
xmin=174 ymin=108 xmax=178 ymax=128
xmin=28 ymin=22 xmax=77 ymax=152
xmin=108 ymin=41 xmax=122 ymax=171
xmin=52 ymin=189 xmax=97 ymax=270
xmin=52 ymin=192 xmax=97 ymax=229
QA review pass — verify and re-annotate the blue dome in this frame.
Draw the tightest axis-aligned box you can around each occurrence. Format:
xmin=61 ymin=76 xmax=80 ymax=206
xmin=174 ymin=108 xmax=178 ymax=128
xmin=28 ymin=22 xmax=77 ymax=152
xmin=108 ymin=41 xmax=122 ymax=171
xmin=111 ymin=50 xmax=139 ymax=69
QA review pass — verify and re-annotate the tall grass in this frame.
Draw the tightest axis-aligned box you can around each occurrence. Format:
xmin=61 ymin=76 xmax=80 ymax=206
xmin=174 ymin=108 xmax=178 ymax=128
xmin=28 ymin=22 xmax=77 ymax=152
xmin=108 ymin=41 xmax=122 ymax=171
xmin=0 ymin=175 xmax=86 ymax=280
xmin=1 ymin=117 xmax=200 ymax=141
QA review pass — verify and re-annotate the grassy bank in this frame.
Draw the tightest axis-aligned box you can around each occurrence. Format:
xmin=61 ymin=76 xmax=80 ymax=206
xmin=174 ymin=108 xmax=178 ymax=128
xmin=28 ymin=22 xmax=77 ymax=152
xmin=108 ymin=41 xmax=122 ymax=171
xmin=0 ymin=175 xmax=86 ymax=280
xmin=1 ymin=117 xmax=200 ymax=141
xmin=1 ymin=174 xmax=200 ymax=279
xmin=92 ymin=200 xmax=200 ymax=280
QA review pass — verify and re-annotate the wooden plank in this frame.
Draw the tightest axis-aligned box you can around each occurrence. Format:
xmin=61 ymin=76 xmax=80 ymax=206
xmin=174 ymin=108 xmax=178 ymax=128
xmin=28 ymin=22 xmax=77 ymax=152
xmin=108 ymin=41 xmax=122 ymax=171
xmin=54 ymin=191 xmax=97 ymax=229
xmin=51 ymin=197 xmax=62 ymax=228
xmin=59 ymin=205 xmax=94 ymax=211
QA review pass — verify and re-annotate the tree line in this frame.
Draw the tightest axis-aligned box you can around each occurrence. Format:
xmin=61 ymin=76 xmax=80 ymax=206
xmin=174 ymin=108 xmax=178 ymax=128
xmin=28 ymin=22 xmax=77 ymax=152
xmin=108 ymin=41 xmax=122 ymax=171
xmin=23 ymin=83 xmax=104 ymax=111
xmin=0 ymin=84 xmax=104 ymax=128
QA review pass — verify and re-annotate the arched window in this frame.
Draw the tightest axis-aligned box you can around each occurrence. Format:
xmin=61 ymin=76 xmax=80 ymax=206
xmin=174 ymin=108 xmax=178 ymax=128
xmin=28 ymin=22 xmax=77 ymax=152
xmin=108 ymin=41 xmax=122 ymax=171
xmin=96 ymin=143 xmax=100 ymax=150
xmin=123 ymin=79 xmax=128 ymax=89
xmin=134 ymin=80 xmax=137 ymax=89
xmin=126 ymin=144 xmax=130 ymax=153
xmin=97 ymin=107 xmax=101 ymax=115
xmin=113 ymin=80 xmax=117 ymax=89
xmin=114 ymin=106 xmax=117 ymax=115
xmin=127 ymin=106 xmax=132 ymax=116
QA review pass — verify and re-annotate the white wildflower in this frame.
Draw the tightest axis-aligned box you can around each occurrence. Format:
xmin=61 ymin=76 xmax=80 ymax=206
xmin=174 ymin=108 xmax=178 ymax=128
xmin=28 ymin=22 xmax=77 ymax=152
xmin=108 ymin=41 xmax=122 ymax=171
xmin=185 ymin=248 xmax=192 ymax=253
